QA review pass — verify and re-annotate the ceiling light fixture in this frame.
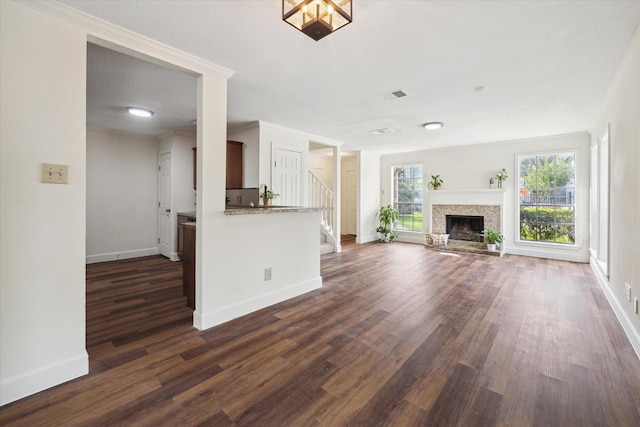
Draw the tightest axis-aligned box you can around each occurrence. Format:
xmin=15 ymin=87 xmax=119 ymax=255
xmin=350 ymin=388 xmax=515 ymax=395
xmin=423 ymin=122 xmax=444 ymax=130
xmin=283 ymin=0 xmax=352 ymax=41
xmin=127 ymin=107 xmax=154 ymax=118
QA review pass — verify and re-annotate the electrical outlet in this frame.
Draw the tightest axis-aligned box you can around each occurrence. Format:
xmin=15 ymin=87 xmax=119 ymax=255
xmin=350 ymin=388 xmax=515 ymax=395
xmin=41 ymin=163 xmax=68 ymax=184
xmin=625 ymin=283 xmax=632 ymax=301
xmin=264 ymin=268 xmax=272 ymax=281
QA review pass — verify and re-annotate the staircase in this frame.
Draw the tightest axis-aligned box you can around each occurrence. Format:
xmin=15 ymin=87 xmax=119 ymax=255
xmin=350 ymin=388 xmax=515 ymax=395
xmin=309 ymin=171 xmax=337 ymax=254
xmin=320 ymin=232 xmax=334 ymax=254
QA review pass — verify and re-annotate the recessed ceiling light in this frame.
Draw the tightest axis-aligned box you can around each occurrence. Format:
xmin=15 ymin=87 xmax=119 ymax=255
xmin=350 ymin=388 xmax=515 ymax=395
xmin=127 ymin=107 xmax=154 ymax=118
xmin=423 ymin=122 xmax=444 ymax=130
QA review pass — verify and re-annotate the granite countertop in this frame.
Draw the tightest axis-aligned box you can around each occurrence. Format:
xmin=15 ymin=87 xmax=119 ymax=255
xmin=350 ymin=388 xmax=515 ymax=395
xmin=224 ymin=205 xmax=331 ymax=216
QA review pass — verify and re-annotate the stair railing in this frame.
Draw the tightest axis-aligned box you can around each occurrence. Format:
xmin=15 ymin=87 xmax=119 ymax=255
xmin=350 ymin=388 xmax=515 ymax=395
xmin=308 ymin=171 xmax=335 ymax=242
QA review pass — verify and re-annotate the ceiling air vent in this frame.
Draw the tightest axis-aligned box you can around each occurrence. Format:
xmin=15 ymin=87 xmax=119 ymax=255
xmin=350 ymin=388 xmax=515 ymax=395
xmin=368 ymin=128 xmax=395 ymax=135
xmin=379 ymin=89 xmax=408 ymax=101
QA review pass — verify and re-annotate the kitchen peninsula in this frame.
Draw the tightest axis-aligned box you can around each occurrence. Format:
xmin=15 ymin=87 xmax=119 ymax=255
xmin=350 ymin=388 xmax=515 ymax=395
xmin=182 ymin=205 xmax=331 ymax=318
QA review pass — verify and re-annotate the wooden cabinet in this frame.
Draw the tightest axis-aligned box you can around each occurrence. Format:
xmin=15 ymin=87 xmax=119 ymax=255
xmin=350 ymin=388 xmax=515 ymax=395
xmin=226 ymin=140 xmax=243 ymax=189
xmin=194 ymin=142 xmax=243 ymax=189
xmin=182 ymin=223 xmax=196 ymax=310
xmin=177 ymin=213 xmax=196 ymax=259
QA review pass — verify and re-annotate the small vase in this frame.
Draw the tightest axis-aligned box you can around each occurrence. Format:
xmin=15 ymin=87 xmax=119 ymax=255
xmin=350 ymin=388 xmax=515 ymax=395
xmin=487 ymin=243 xmax=496 ymax=251
xmin=263 ymin=198 xmax=270 ymax=206
xmin=497 ymin=180 xmax=503 ymax=189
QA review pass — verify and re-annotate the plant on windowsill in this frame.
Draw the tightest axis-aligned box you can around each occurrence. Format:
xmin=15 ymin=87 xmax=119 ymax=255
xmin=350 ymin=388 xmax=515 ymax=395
xmin=376 ymin=205 xmax=399 ymax=242
xmin=428 ymin=174 xmax=443 ymax=190
xmin=482 ymin=228 xmax=503 ymax=251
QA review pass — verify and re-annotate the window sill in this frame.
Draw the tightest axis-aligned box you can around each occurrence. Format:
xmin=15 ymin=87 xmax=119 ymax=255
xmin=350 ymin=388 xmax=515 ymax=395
xmin=515 ymin=240 xmax=582 ymax=251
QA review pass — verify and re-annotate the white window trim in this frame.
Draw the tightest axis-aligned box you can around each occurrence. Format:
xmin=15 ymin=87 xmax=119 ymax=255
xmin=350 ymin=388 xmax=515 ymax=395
xmin=514 ymin=149 xmax=580 ymax=249
xmin=390 ymin=163 xmax=424 ymax=233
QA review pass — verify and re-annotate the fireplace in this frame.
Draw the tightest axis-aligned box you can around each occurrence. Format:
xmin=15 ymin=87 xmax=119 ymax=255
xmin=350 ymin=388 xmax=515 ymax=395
xmin=427 ymin=190 xmax=506 ymax=256
xmin=446 ymin=215 xmax=484 ymax=242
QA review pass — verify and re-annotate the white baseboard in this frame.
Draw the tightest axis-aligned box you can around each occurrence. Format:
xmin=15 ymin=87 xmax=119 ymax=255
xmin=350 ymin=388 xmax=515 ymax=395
xmin=194 ymin=276 xmax=322 ymax=331
xmin=396 ymin=232 xmax=425 ymax=245
xmin=591 ymin=258 xmax=640 ymax=360
xmin=0 ymin=351 xmax=88 ymax=406
xmin=86 ymin=247 xmax=159 ymax=264
xmin=356 ymin=234 xmax=378 ymax=244
xmin=169 ymin=252 xmax=181 ymax=262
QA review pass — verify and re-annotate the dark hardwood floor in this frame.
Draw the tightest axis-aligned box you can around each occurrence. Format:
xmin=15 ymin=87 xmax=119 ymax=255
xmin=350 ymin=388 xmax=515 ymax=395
xmin=2 ymin=238 xmax=640 ymax=426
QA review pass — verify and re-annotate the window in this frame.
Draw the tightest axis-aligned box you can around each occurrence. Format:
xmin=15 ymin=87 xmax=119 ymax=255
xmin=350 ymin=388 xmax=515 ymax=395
xmin=392 ymin=165 xmax=423 ymax=232
xmin=518 ymin=152 xmax=576 ymax=244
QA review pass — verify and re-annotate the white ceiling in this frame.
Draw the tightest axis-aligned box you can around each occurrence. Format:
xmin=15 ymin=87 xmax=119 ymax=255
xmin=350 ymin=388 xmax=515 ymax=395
xmin=73 ymin=1 xmax=640 ymax=154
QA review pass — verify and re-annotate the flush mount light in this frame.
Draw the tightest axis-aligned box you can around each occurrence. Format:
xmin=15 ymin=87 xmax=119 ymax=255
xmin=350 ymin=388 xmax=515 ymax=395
xmin=283 ymin=0 xmax=353 ymax=41
xmin=423 ymin=122 xmax=444 ymax=130
xmin=127 ymin=107 xmax=154 ymax=118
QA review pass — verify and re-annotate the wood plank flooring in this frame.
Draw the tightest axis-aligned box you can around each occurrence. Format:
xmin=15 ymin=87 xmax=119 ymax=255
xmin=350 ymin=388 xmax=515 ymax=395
xmin=2 ymin=237 xmax=640 ymax=426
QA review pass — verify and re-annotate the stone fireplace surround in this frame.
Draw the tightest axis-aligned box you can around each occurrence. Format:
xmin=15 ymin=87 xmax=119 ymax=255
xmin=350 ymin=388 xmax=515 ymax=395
xmin=432 ymin=204 xmax=501 ymax=237
xmin=426 ymin=189 xmax=507 ymax=255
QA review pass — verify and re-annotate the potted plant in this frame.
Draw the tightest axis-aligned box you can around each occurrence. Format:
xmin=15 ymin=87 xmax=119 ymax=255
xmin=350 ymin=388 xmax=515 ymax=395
xmin=428 ymin=174 xmax=443 ymax=190
xmin=260 ymin=186 xmax=279 ymax=206
xmin=376 ymin=205 xmax=399 ymax=242
xmin=495 ymin=168 xmax=508 ymax=188
xmin=482 ymin=229 xmax=503 ymax=251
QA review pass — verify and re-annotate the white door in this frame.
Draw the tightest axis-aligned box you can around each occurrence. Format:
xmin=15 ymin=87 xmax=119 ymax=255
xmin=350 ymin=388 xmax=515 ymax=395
xmin=158 ymin=152 xmax=172 ymax=258
xmin=273 ymin=148 xmax=302 ymax=206
xmin=347 ymin=170 xmax=357 ymax=234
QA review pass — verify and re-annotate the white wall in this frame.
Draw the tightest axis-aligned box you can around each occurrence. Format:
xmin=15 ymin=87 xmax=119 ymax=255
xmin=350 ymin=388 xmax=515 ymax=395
xmin=358 ymin=151 xmax=381 ymax=243
xmin=86 ymin=128 xmax=159 ymax=263
xmin=0 ymin=1 xmax=233 ymax=405
xmin=0 ymin=1 xmax=89 ymax=405
xmin=380 ymin=133 xmax=591 ymax=261
xmin=197 ymin=211 xmax=322 ymax=328
xmin=309 ymin=151 xmax=334 ymax=189
xmin=590 ymin=24 xmax=640 ymax=355
xmin=258 ymin=121 xmax=310 ymax=203
xmin=228 ymin=123 xmax=259 ymax=188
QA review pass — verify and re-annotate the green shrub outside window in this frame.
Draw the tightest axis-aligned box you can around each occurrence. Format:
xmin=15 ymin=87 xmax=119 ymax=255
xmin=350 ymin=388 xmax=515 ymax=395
xmin=518 ymin=153 xmax=576 ymax=244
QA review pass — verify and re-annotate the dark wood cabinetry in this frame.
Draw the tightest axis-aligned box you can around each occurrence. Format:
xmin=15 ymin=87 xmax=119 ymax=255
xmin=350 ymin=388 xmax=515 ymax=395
xmin=226 ymin=140 xmax=243 ymax=189
xmin=193 ymin=141 xmax=243 ymax=189
xmin=182 ymin=223 xmax=196 ymax=310
xmin=177 ymin=213 xmax=196 ymax=259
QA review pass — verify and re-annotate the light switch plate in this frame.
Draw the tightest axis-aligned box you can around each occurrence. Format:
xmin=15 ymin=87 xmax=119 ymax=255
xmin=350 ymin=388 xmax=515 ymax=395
xmin=42 ymin=163 xmax=68 ymax=184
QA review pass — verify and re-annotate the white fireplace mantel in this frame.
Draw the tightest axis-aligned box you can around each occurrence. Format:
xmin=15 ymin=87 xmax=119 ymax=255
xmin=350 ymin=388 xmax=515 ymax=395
xmin=426 ymin=188 xmax=507 ymax=205
xmin=426 ymin=189 xmax=508 ymax=235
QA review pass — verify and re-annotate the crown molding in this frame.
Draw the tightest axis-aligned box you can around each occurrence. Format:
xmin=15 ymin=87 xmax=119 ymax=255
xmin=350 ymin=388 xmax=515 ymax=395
xmin=23 ymin=0 xmax=234 ymax=80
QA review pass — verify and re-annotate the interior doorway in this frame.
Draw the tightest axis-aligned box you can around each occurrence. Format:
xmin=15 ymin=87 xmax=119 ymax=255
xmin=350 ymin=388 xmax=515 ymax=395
xmin=85 ymin=41 xmax=197 ymax=358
